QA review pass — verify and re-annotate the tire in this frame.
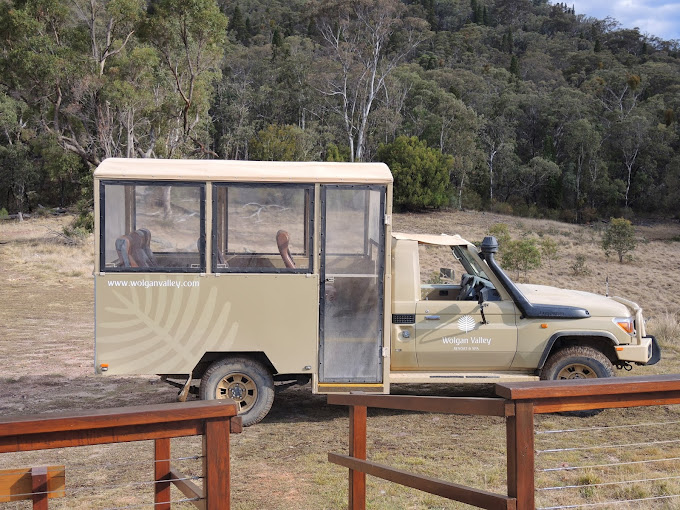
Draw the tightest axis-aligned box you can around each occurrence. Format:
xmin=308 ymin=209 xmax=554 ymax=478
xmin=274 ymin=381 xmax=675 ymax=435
xmin=541 ymin=346 xmax=614 ymax=417
xmin=200 ymin=357 xmax=274 ymax=426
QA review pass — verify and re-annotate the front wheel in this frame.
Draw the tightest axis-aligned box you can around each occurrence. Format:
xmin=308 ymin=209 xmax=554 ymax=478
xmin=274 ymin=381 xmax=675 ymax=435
xmin=541 ymin=346 xmax=614 ymax=416
xmin=542 ymin=346 xmax=614 ymax=380
xmin=200 ymin=357 xmax=274 ymax=426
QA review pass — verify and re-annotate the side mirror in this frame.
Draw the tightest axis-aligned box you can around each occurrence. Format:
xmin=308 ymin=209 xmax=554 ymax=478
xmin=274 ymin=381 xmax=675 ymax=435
xmin=439 ymin=268 xmax=454 ymax=282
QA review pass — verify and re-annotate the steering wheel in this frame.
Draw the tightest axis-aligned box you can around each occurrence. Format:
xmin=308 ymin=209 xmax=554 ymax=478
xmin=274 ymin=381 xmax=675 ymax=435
xmin=458 ymin=274 xmax=481 ymax=301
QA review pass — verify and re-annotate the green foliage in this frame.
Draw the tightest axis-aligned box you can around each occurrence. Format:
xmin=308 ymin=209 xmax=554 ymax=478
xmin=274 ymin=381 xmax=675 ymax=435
xmin=539 ymin=237 xmax=559 ymax=272
xmin=488 ymin=223 xmax=511 ymax=252
xmin=249 ymin=124 xmax=315 ymax=161
xmin=326 ymin=144 xmax=350 ymax=162
xmin=501 ymin=239 xmax=542 ymax=280
xmin=0 ymin=0 xmax=678 ymax=221
xmin=602 ymin=217 xmax=637 ymax=263
xmin=0 ymin=207 xmax=8 ymax=218
xmin=378 ymin=136 xmax=452 ymax=210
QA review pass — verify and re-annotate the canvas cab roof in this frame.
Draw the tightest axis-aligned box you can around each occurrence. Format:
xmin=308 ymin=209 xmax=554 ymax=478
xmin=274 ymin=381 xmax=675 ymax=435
xmin=93 ymin=158 xmax=393 ymax=184
xmin=392 ymin=232 xmax=473 ymax=246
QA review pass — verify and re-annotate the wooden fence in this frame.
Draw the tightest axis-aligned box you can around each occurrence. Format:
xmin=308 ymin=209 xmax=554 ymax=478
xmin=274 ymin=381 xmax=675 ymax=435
xmin=328 ymin=374 xmax=680 ymax=510
xmin=0 ymin=400 xmax=242 ymax=509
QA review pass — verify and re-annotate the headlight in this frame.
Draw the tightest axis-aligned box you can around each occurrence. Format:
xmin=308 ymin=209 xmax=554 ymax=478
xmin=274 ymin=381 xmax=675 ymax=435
xmin=613 ymin=317 xmax=635 ymax=335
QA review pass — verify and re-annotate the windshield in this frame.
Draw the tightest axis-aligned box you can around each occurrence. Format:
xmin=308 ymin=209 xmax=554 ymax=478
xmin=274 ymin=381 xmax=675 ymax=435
xmin=452 ymin=245 xmax=490 ymax=280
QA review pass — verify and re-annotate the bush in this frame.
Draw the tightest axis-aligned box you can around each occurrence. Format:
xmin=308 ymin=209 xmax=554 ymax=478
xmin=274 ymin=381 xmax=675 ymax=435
xmin=488 ymin=223 xmax=511 ymax=252
xmin=540 ymin=238 xmax=559 ymax=272
xmin=602 ymin=217 xmax=637 ymax=263
xmin=0 ymin=207 xmax=8 ymax=219
xmin=378 ymin=136 xmax=452 ymax=210
xmin=501 ymin=238 xmax=541 ymax=280
xmin=571 ymin=254 xmax=591 ymax=276
xmin=490 ymin=200 xmax=513 ymax=215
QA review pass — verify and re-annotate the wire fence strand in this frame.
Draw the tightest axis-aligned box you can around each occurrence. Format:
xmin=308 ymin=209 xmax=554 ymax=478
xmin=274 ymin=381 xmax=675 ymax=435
xmin=538 ymin=493 xmax=680 ymax=509
xmin=536 ymin=420 xmax=680 ymax=436
xmin=0 ymin=475 xmax=203 ymax=501
xmin=539 ymin=474 xmax=680 ymax=491
xmin=102 ymin=497 xmax=202 ymax=510
xmin=536 ymin=438 xmax=680 ymax=454
xmin=539 ymin=455 xmax=680 ymax=472
xmin=0 ymin=455 xmax=203 ymax=478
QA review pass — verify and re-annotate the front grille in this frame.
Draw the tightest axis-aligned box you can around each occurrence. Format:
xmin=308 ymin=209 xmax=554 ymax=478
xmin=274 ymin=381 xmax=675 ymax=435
xmin=392 ymin=314 xmax=416 ymax=324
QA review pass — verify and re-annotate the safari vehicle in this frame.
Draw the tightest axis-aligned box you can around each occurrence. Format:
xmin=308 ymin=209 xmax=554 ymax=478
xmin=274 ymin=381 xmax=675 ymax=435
xmin=94 ymin=158 xmax=660 ymax=425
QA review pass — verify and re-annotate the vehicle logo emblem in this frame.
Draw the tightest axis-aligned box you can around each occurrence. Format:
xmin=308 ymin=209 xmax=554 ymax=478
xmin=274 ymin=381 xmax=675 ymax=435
xmin=458 ymin=315 xmax=477 ymax=333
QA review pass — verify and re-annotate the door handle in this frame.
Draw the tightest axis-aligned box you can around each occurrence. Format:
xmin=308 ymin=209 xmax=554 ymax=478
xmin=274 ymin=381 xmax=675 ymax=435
xmin=424 ymin=315 xmax=440 ymax=320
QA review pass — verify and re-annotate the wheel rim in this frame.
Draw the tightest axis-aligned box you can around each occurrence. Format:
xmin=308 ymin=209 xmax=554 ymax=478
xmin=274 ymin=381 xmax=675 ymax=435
xmin=556 ymin=363 xmax=598 ymax=379
xmin=215 ymin=372 xmax=258 ymax=413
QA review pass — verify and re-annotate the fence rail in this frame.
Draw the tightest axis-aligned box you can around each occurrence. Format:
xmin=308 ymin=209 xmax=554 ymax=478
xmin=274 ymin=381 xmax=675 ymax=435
xmin=0 ymin=400 xmax=242 ymax=509
xmin=328 ymin=374 xmax=680 ymax=510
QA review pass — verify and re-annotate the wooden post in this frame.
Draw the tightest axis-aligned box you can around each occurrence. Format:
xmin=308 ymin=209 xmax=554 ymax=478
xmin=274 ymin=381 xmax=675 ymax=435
xmin=31 ymin=466 xmax=48 ymax=510
xmin=349 ymin=405 xmax=367 ymax=510
xmin=204 ymin=418 xmax=231 ymax=510
xmin=506 ymin=402 xmax=534 ymax=510
xmin=154 ymin=438 xmax=171 ymax=510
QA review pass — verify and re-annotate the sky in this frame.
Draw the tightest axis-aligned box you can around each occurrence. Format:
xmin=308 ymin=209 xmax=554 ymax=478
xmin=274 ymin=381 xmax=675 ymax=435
xmin=571 ymin=0 xmax=680 ymax=41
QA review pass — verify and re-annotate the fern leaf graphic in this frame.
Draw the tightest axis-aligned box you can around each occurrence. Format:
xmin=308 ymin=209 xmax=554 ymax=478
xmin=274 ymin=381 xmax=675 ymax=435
xmin=99 ymin=285 xmax=236 ymax=373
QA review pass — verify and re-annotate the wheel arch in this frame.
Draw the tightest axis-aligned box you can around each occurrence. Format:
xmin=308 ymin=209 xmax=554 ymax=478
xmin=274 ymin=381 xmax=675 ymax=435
xmin=191 ymin=351 xmax=277 ymax=380
xmin=538 ymin=332 xmax=619 ymax=370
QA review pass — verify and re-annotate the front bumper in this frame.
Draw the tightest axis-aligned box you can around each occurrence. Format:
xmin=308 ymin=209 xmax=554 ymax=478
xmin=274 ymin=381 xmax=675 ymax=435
xmin=616 ymin=335 xmax=661 ymax=365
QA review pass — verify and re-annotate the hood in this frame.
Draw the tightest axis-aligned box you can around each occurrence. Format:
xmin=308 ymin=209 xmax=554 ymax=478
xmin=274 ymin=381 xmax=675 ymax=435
xmin=515 ymin=284 xmax=631 ymax=317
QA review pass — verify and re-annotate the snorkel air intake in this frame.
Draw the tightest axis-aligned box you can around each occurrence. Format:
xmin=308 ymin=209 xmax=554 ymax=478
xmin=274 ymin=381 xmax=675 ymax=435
xmin=479 ymin=236 xmax=590 ymax=320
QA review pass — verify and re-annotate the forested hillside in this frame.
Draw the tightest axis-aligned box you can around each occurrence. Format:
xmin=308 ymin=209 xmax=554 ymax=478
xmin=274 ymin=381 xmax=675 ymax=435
xmin=1 ymin=0 xmax=679 ymax=222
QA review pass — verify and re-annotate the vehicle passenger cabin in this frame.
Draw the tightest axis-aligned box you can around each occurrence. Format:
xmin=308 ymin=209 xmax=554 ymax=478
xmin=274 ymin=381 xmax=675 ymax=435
xmin=94 ymin=158 xmax=393 ymax=425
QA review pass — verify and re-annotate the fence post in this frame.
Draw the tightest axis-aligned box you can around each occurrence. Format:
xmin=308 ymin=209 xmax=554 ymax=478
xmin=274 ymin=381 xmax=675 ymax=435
xmin=30 ymin=466 xmax=48 ymax=510
xmin=348 ymin=405 xmax=367 ymax=510
xmin=154 ymin=438 xmax=171 ymax=510
xmin=506 ymin=401 xmax=535 ymax=510
xmin=204 ymin=418 xmax=231 ymax=510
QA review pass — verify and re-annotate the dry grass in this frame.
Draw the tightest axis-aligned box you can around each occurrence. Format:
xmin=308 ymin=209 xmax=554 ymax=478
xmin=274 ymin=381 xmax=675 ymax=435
xmin=1 ymin=212 xmax=680 ymax=509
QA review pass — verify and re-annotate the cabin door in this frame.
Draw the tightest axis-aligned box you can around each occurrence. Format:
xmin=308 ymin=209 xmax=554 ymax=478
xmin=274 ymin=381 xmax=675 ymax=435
xmin=318 ymin=186 xmax=386 ymax=383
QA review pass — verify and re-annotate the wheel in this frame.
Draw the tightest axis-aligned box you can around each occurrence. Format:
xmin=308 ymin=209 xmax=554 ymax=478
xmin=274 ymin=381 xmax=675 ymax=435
xmin=200 ymin=357 xmax=275 ymax=426
xmin=541 ymin=346 xmax=614 ymax=417
xmin=542 ymin=346 xmax=614 ymax=380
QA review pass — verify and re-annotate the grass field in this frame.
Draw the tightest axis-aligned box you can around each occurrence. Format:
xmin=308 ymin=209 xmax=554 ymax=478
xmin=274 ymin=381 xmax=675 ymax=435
xmin=1 ymin=211 xmax=680 ymax=509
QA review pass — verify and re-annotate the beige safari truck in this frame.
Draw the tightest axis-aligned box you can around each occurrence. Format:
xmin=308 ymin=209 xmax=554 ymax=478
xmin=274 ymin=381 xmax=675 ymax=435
xmin=94 ymin=158 xmax=660 ymax=425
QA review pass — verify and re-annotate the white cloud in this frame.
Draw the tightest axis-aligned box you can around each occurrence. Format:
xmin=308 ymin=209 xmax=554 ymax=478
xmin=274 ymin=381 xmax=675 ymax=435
xmin=571 ymin=0 xmax=680 ymax=41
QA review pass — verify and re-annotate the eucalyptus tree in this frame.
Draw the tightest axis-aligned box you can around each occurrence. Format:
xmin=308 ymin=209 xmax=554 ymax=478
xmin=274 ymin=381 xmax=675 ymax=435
xmin=143 ymin=0 xmax=228 ymax=157
xmin=0 ymin=0 xmax=146 ymax=165
xmin=313 ymin=0 xmax=430 ymax=161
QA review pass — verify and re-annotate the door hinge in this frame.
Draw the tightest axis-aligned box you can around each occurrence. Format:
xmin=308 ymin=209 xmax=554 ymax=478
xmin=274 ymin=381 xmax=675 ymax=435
xmin=381 ymin=346 xmax=389 ymax=358
xmin=384 ymin=214 xmax=392 ymax=225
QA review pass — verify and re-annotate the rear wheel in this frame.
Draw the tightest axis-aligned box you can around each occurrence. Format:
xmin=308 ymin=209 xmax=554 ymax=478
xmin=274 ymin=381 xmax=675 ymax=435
xmin=541 ymin=346 xmax=614 ymax=416
xmin=200 ymin=357 xmax=274 ymax=426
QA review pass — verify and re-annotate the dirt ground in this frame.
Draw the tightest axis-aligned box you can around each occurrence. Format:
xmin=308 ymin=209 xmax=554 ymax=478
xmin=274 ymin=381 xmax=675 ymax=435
xmin=1 ymin=212 xmax=680 ymax=509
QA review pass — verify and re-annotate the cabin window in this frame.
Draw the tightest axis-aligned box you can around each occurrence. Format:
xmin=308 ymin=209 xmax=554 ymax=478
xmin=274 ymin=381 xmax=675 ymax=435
xmin=100 ymin=181 xmax=205 ymax=272
xmin=212 ymin=184 xmax=313 ymax=272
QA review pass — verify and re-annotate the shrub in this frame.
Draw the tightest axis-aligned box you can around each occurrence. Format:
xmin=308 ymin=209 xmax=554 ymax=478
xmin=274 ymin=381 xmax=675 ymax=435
xmin=501 ymin=238 xmax=541 ymax=280
xmin=540 ymin=238 xmax=559 ymax=272
xmin=490 ymin=200 xmax=513 ymax=215
xmin=378 ymin=136 xmax=452 ymax=210
xmin=571 ymin=254 xmax=591 ymax=276
xmin=602 ymin=217 xmax=637 ymax=263
xmin=0 ymin=207 xmax=8 ymax=218
xmin=488 ymin=223 xmax=511 ymax=253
